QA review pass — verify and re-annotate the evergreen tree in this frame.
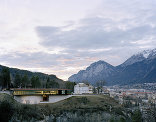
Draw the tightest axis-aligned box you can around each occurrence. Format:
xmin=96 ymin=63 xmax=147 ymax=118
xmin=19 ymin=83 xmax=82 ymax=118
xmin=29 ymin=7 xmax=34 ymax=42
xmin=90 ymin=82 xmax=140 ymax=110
xmin=31 ymin=76 xmax=36 ymax=88
xmin=0 ymin=75 xmax=2 ymax=88
xmin=46 ymin=77 xmax=59 ymax=88
xmin=35 ymin=76 xmax=41 ymax=88
xmin=21 ymin=74 xmax=29 ymax=88
xmin=31 ymin=76 xmax=41 ymax=88
xmin=65 ymin=81 xmax=76 ymax=92
xmin=1 ymin=67 xmax=11 ymax=89
xmin=14 ymin=73 xmax=21 ymax=88
xmin=46 ymin=77 xmax=50 ymax=88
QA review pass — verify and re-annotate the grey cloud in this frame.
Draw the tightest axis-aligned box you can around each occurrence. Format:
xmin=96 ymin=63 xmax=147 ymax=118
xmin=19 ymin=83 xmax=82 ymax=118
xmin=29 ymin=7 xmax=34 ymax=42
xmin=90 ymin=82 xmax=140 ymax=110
xmin=35 ymin=4 xmax=156 ymax=68
xmin=36 ymin=0 xmax=156 ymax=53
xmin=0 ymin=52 xmax=61 ymax=68
xmin=36 ymin=23 xmax=156 ymax=50
xmin=0 ymin=50 xmax=94 ymax=68
xmin=3 ymin=0 xmax=155 ymax=79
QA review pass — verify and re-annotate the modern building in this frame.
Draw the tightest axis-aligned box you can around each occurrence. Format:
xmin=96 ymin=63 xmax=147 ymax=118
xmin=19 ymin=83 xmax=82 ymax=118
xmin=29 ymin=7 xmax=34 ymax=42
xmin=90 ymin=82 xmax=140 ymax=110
xmin=74 ymin=83 xmax=93 ymax=94
xmin=11 ymin=88 xmax=72 ymax=104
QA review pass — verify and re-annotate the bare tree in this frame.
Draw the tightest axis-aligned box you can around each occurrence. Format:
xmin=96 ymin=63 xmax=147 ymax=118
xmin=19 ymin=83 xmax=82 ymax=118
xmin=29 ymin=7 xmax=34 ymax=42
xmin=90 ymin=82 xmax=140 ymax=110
xmin=96 ymin=80 xmax=106 ymax=94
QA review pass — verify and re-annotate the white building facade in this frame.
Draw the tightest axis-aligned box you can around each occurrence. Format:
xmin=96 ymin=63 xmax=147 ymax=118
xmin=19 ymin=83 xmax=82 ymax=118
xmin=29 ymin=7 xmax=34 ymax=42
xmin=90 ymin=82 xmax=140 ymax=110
xmin=74 ymin=83 xmax=93 ymax=94
xmin=11 ymin=88 xmax=72 ymax=104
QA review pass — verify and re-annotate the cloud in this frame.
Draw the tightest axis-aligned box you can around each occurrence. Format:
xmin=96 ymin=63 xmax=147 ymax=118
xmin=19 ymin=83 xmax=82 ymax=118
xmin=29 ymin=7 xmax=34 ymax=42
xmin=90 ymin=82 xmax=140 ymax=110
xmin=36 ymin=20 xmax=156 ymax=66
xmin=1 ymin=0 xmax=156 ymax=80
xmin=34 ymin=0 xmax=156 ymax=80
xmin=37 ymin=24 xmax=156 ymax=50
xmin=36 ymin=0 xmax=156 ymax=51
xmin=0 ymin=51 xmax=93 ymax=80
xmin=36 ymin=0 xmax=156 ymax=49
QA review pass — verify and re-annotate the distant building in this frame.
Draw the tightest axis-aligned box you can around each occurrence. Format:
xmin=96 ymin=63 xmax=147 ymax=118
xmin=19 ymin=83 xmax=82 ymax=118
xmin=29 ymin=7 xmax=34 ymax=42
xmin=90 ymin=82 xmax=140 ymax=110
xmin=74 ymin=83 xmax=93 ymax=94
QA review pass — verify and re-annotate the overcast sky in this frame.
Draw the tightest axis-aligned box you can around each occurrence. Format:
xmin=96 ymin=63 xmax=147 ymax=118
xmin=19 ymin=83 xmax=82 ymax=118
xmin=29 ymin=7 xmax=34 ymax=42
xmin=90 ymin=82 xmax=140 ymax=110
xmin=0 ymin=0 xmax=156 ymax=80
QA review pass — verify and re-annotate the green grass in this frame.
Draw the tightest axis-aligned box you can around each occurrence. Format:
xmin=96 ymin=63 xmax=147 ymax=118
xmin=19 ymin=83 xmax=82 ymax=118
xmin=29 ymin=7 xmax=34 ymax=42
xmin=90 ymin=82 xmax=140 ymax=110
xmin=0 ymin=93 xmax=17 ymax=104
xmin=0 ymin=93 xmax=126 ymax=121
xmin=38 ymin=95 xmax=124 ymax=116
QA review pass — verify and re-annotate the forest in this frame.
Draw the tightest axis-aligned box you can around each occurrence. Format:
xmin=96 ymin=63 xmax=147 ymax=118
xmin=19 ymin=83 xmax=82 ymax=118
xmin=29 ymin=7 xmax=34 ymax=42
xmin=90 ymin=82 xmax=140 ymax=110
xmin=0 ymin=66 xmax=75 ymax=91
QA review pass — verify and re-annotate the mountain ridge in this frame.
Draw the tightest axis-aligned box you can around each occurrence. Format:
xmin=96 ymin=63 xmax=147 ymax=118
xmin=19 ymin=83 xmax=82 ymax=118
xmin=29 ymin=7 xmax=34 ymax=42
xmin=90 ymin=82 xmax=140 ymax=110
xmin=68 ymin=48 xmax=156 ymax=85
xmin=0 ymin=64 xmax=64 ymax=87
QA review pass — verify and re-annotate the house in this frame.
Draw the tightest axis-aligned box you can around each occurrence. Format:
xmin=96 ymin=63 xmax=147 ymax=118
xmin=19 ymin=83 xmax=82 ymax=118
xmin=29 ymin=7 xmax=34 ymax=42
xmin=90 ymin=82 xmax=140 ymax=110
xmin=11 ymin=88 xmax=72 ymax=104
xmin=74 ymin=83 xmax=93 ymax=94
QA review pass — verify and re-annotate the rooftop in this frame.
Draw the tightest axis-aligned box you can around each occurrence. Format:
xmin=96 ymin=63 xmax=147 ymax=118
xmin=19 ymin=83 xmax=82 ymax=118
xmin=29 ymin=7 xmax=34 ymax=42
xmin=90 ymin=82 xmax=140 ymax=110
xmin=10 ymin=88 xmax=71 ymax=91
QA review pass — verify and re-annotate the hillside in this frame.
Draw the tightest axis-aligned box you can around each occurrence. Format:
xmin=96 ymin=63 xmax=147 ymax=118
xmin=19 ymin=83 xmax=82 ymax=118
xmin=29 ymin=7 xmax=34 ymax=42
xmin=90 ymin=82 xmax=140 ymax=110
xmin=69 ymin=48 xmax=156 ymax=85
xmin=0 ymin=93 xmax=129 ymax=122
xmin=0 ymin=65 xmax=64 ymax=88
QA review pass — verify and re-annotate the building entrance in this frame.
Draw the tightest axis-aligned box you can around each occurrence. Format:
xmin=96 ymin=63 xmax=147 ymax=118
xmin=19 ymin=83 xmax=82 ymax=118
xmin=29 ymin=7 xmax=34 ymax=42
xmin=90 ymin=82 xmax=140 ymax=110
xmin=43 ymin=94 xmax=49 ymax=101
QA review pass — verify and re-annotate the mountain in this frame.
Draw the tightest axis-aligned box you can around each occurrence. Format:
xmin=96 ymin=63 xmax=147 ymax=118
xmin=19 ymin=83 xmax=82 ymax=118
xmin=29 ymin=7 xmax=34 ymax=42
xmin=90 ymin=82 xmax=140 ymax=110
xmin=68 ymin=48 xmax=156 ymax=85
xmin=0 ymin=65 xmax=64 ymax=87
xmin=69 ymin=60 xmax=116 ymax=84
xmin=120 ymin=49 xmax=156 ymax=67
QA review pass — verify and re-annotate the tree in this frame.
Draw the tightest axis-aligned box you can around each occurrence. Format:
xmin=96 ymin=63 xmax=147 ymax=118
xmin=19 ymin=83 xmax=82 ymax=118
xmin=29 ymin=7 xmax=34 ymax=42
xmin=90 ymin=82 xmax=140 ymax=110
xmin=35 ymin=76 xmax=41 ymax=88
xmin=65 ymin=81 xmax=76 ymax=92
xmin=46 ymin=77 xmax=59 ymax=88
xmin=21 ymin=74 xmax=29 ymax=88
xmin=96 ymin=80 xmax=105 ymax=87
xmin=93 ymin=87 xmax=96 ymax=94
xmin=31 ymin=76 xmax=41 ymax=88
xmin=1 ymin=67 xmax=11 ymax=89
xmin=109 ymin=116 xmax=115 ymax=122
xmin=14 ymin=73 xmax=21 ymax=88
xmin=96 ymin=80 xmax=106 ymax=94
xmin=0 ymin=75 xmax=2 ymax=88
xmin=146 ymin=102 xmax=156 ymax=122
xmin=118 ymin=117 xmax=126 ymax=122
xmin=0 ymin=101 xmax=14 ymax=122
xmin=31 ymin=76 xmax=36 ymax=88
xmin=131 ymin=109 xmax=142 ymax=122
xmin=46 ymin=77 xmax=50 ymax=88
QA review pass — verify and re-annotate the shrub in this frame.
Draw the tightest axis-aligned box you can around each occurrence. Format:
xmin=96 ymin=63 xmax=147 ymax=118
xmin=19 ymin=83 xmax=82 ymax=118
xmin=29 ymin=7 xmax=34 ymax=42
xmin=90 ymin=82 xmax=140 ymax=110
xmin=0 ymin=100 xmax=14 ymax=122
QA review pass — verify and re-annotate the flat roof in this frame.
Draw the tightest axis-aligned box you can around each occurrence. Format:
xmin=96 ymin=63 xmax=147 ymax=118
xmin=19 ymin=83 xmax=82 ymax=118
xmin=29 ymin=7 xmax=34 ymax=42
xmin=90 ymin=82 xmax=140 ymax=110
xmin=10 ymin=88 xmax=71 ymax=91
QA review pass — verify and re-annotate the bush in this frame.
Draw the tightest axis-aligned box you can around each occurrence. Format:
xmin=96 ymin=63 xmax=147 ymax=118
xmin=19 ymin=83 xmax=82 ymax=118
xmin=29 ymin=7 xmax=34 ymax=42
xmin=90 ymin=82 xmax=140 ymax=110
xmin=0 ymin=100 xmax=14 ymax=122
xmin=18 ymin=104 xmax=44 ymax=121
xmin=118 ymin=117 xmax=126 ymax=122
xmin=131 ymin=109 xmax=142 ymax=122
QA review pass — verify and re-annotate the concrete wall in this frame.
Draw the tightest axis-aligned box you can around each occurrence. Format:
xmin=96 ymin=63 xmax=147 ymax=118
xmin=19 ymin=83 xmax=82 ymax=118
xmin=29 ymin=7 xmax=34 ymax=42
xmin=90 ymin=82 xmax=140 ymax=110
xmin=14 ymin=95 xmax=96 ymax=104
xmin=14 ymin=95 xmax=43 ymax=104
xmin=49 ymin=95 xmax=71 ymax=103
xmin=14 ymin=95 xmax=72 ymax=104
xmin=0 ymin=90 xmax=11 ymax=95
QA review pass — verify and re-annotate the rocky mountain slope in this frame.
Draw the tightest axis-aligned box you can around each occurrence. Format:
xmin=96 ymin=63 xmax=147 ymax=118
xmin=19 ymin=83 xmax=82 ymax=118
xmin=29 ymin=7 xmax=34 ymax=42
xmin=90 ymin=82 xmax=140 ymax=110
xmin=69 ymin=60 xmax=116 ymax=85
xmin=68 ymin=48 xmax=156 ymax=85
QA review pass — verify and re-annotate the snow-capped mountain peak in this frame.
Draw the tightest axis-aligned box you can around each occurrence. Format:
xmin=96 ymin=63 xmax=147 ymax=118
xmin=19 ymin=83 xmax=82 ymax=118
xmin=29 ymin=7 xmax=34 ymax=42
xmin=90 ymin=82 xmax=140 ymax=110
xmin=138 ymin=48 xmax=156 ymax=59
xmin=68 ymin=48 xmax=156 ymax=85
xmin=121 ymin=48 xmax=156 ymax=67
xmin=142 ymin=50 xmax=151 ymax=58
xmin=120 ymin=53 xmax=145 ymax=67
xmin=147 ymin=48 xmax=156 ymax=59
